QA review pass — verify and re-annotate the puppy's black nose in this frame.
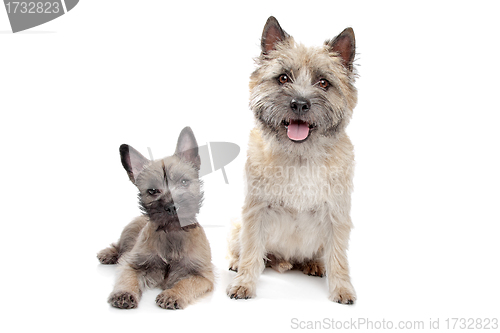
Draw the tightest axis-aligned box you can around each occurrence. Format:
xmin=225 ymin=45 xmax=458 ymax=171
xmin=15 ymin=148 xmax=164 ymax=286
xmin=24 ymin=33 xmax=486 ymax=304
xmin=164 ymin=203 xmax=177 ymax=216
xmin=290 ymin=98 xmax=310 ymax=115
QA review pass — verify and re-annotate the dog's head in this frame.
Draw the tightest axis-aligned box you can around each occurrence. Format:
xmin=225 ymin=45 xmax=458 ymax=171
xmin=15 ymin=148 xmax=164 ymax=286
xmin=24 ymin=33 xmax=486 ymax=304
xmin=120 ymin=127 xmax=203 ymax=232
xmin=250 ymin=16 xmax=357 ymax=155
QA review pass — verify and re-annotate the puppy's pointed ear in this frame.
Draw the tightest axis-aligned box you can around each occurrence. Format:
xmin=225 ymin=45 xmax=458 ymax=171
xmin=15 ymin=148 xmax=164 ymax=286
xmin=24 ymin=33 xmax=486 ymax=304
xmin=326 ymin=27 xmax=356 ymax=71
xmin=175 ymin=127 xmax=201 ymax=170
xmin=120 ymin=144 xmax=150 ymax=184
xmin=261 ymin=16 xmax=290 ymax=55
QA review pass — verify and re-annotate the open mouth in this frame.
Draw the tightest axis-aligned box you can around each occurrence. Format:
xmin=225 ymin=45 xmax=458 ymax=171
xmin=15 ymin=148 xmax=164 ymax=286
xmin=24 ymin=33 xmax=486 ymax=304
xmin=283 ymin=119 xmax=315 ymax=142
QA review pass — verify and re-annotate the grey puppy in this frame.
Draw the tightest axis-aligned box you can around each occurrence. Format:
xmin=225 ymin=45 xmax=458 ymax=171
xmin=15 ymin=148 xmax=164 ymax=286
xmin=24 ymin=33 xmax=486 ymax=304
xmin=97 ymin=127 xmax=214 ymax=309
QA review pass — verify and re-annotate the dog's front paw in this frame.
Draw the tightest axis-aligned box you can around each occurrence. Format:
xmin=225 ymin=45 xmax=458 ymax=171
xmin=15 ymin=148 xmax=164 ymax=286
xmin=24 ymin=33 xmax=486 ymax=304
xmin=226 ymin=282 xmax=255 ymax=300
xmin=108 ymin=291 xmax=138 ymax=309
xmin=329 ymin=285 xmax=356 ymax=305
xmin=156 ymin=290 xmax=186 ymax=310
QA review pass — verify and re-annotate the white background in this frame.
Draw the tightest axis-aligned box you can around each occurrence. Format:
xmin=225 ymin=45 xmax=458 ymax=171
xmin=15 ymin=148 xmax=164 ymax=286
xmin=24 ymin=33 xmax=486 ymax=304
xmin=1 ymin=1 xmax=499 ymax=332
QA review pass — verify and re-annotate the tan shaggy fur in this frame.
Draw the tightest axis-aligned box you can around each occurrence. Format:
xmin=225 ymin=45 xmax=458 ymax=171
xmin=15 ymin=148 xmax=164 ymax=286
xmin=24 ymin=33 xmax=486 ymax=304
xmin=227 ymin=17 xmax=358 ymax=304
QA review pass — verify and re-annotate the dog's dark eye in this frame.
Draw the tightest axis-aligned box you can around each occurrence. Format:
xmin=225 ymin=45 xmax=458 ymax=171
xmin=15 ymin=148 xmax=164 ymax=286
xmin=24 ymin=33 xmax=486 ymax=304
xmin=148 ymin=189 xmax=160 ymax=195
xmin=318 ymin=79 xmax=330 ymax=89
xmin=180 ymin=179 xmax=189 ymax=187
xmin=278 ymin=74 xmax=289 ymax=84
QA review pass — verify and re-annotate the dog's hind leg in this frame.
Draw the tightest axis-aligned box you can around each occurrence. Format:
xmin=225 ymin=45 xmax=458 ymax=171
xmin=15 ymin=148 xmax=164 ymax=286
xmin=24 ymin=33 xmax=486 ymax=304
xmin=227 ymin=219 xmax=241 ymax=272
xmin=295 ymin=259 xmax=325 ymax=277
xmin=97 ymin=216 xmax=148 ymax=264
xmin=266 ymin=253 xmax=293 ymax=273
xmin=97 ymin=245 xmax=120 ymax=264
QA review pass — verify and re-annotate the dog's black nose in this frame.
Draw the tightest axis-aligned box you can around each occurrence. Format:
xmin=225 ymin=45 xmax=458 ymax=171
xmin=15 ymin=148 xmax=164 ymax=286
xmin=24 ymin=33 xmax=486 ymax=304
xmin=290 ymin=98 xmax=310 ymax=115
xmin=164 ymin=203 xmax=177 ymax=216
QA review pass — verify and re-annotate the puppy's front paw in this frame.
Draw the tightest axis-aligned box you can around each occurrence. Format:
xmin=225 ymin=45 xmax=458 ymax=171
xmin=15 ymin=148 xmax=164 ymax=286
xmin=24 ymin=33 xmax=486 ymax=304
xmin=226 ymin=283 xmax=255 ymax=300
xmin=108 ymin=291 xmax=138 ymax=309
xmin=329 ymin=285 xmax=356 ymax=305
xmin=156 ymin=290 xmax=186 ymax=310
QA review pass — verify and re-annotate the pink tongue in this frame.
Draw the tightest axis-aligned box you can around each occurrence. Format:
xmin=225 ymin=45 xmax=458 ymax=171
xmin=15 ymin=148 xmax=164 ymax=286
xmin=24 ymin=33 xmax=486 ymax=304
xmin=287 ymin=120 xmax=310 ymax=141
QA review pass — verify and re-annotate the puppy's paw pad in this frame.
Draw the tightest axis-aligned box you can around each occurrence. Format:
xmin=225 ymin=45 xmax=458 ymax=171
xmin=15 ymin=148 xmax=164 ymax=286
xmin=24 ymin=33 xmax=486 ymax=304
xmin=156 ymin=291 xmax=186 ymax=310
xmin=108 ymin=291 xmax=138 ymax=309
xmin=301 ymin=261 xmax=325 ymax=277
xmin=97 ymin=248 xmax=119 ymax=265
xmin=227 ymin=284 xmax=254 ymax=300
xmin=329 ymin=287 xmax=356 ymax=305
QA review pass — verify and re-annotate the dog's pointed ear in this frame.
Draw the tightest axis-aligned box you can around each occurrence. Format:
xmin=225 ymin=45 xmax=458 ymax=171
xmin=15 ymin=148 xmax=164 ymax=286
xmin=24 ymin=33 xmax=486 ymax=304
xmin=120 ymin=144 xmax=150 ymax=184
xmin=175 ymin=127 xmax=201 ymax=169
xmin=326 ymin=27 xmax=356 ymax=71
xmin=261 ymin=16 xmax=290 ymax=55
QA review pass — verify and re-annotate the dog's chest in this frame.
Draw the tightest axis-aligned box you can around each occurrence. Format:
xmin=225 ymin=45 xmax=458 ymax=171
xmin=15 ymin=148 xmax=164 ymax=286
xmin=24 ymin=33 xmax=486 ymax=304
xmin=264 ymin=208 xmax=329 ymax=260
xmin=247 ymin=159 xmax=339 ymax=211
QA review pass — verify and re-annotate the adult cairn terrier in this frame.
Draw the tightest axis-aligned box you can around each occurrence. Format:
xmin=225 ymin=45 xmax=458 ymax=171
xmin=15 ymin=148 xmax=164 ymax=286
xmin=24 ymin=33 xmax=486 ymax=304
xmin=97 ymin=127 xmax=214 ymax=309
xmin=227 ymin=17 xmax=357 ymax=304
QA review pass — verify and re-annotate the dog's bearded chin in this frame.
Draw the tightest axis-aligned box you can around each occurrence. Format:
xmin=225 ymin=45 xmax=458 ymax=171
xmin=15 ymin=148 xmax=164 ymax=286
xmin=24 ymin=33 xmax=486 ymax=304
xmin=286 ymin=119 xmax=310 ymax=141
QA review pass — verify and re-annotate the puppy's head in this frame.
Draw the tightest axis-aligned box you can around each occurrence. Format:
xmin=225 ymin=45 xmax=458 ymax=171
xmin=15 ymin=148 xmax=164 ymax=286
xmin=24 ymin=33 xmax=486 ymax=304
xmin=120 ymin=127 xmax=203 ymax=232
xmin=250 ymin=16 xmax=357 ymax=155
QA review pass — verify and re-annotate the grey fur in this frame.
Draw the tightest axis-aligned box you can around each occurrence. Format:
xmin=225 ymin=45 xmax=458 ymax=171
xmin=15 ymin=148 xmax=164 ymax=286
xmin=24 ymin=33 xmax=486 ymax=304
xmin=98 ymin=127 xmax=214 ymax=309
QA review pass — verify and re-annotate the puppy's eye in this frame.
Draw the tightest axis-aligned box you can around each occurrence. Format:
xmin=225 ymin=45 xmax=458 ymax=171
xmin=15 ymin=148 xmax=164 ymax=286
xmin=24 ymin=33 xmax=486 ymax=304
xmin=148 ymin=189 xmax=160 ymax=195
xmin=318 ymin=79 xmax=330 ymax=89
xmin=278 ymin=74 xmax=289 ymax=84
xmin=180 ymin=179 xmax=189 ymax=187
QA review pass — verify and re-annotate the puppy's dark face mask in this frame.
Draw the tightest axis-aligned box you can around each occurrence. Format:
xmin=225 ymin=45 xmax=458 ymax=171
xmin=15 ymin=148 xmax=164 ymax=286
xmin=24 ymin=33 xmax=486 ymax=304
xmin=136 ymin=158 xmax=202 ymax=232
xmin=119 ymin=127 xmax=203 ymax=232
